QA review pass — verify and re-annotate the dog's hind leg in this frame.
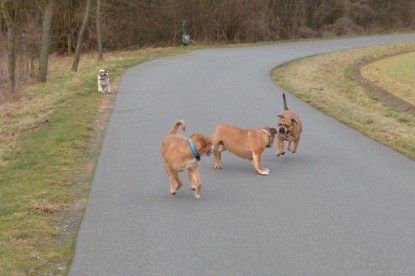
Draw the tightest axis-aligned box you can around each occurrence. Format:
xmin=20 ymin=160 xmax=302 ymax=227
xmin=213 ymin=141 xmax=225 ymax=169
xmin=170 ymin=173 xmax=183 ymax=195
xmin=165 ymin=165 xmax=183 ymax=195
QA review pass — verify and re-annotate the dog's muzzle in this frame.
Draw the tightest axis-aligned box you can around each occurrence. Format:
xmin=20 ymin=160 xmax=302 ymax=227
xmin=278 ymin=126 xmax=288 ymax=139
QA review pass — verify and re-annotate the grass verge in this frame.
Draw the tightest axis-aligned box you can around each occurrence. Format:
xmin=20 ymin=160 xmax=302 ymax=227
xmin=0 ymin=47 xmax=190 ymax=275
xmin=272 ymin=42 xmax=415 ymax=160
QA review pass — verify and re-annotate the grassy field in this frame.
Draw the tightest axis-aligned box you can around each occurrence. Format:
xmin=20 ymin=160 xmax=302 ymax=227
xmin=272 ymin=42 xmax=415 ymax=160
xmin=1 ymin=40 xmax=414 ymax=275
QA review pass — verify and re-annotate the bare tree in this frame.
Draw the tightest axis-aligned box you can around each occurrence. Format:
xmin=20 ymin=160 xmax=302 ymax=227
xmin=1 ymin=0 xmax=17 ymax=98
xmin=71 ymin=0 xmax=92 ymax=72
xmin=96 ymin=0 xmax=103 ymax=61
xmin=37 ymin=0 xmax=53 ymax=82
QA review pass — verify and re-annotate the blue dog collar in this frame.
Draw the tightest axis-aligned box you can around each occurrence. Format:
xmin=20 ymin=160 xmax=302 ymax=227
xmin=188 ymin=138 xmax=200 ymax=161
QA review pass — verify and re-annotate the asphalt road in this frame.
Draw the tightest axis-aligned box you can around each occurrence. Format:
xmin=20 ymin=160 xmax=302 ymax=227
xmin=70 ymin=34 xmax=415 ymax=275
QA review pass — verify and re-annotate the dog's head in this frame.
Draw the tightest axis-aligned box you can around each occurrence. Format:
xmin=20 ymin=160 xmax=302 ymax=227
xmin=190 ymin=133 xmax=213 ymax=157
xmin=98 ymin=69 xmax=108 ymax=78
xmin=277 ymin=115 xmax=298 ymax=139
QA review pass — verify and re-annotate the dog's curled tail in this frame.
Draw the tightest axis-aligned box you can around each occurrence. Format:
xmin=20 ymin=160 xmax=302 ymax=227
xmin=169 ymin=120 xmax=186 ymax=134
xmin=283 ymin=93 xmax=289 ymax=111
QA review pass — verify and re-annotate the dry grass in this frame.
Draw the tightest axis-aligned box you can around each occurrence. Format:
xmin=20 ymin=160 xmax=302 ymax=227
xmin=272 ymin=42 xmax=415 ymax=160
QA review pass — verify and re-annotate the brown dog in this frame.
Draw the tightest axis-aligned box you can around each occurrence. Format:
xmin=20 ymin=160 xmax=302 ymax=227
xmin=276 ymin=93 xmax=302 ymax=156
xmin=161 ymin=120 xmax=212 ymax=198
xmin=212 ymin=124 xmax=277 ymax=175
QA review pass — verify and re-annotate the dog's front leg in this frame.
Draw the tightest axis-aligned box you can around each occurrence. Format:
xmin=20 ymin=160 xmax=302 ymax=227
xmin=251 ymin=152 xmax=270 ymax=175
xmin=290 ymin=137 xmax=300 ymax=153
xmin=103 ymin=81 xmax=110 ymax=93
xmin=276 ymin=138 xmax=285 ymax=156
xmin=188 ymin=167 xmax=202 ymax=198
xmin=107 ymin=81 xmax=111 ymax=93
xmin=98 ymin=81 xmax=103 ymax=92
xmin=287 ymin=140 xmax=292 ymax=152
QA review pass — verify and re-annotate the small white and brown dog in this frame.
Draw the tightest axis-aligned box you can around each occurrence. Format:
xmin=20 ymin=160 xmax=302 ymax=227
xmin=97 ymin=69 xmax=111 ymax=93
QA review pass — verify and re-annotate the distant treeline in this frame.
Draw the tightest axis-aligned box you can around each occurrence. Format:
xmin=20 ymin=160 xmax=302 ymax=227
xmin=0 ymin=0 xmax=414 ymax=101
xmin=3 ymin=0 xmax=415 ymax=53
xmin=73 ymin=0 xmax=415 ymax=49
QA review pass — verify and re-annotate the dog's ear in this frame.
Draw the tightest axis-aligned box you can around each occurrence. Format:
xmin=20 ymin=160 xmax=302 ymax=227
xmin=270 ymin=128 xmax=277 ymax=134
xmin=291 ymin=118 xmax=297 ymax=125
xmin=278 ymin=115 xmax=284 ymax=118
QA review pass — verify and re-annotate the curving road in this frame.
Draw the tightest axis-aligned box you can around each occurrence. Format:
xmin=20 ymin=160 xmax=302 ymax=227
xmin=70 ymin=34 xmax=415 ymax=275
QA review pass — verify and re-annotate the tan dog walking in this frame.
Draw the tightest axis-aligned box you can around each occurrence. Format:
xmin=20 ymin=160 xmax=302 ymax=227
xmin=276 ymin=93 xmax=302 ymax=156
xmin=161 ymin=120 xmax=212 ymax=198
xmin=212 ymin=124 xmax=276 ymax=175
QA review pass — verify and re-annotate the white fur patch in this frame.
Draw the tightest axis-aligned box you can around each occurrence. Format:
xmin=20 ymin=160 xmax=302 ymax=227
xmin=185 ymin=158 xmax=197 ymax=169
xmin=286 ymin=134 xmax=294 ymax=141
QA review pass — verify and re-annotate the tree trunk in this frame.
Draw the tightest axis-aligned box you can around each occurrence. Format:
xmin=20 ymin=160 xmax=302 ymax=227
xmin=1 ymin=0 xmax=17 ymax=97
xmin=96 ymin=0 xmax=103 ymax=62
xmin=38 ymin=0 xmax=53 ymax=83
xmin=71 ymin=0 xmax=92 ymax=72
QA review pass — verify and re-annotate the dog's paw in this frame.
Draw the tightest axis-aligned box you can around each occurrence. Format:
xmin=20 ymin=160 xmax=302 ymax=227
xmin=214 ymin=164 xmax=222 ymax=170
xmin=258 ymin=169 xmax=270 ymax=175
xmin=276 ymin=152 xmax=285 ymax=156
xmin=194 ymin=194 xmax=200 ymax=199
xmin=191 ymin=187 xmax=196 ymax=191
xmin=171 ymin=191 xmax=176 ymax=195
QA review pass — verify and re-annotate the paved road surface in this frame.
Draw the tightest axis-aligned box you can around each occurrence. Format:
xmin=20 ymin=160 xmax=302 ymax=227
xmin=70 ymin=34 xmax=415 ymax=275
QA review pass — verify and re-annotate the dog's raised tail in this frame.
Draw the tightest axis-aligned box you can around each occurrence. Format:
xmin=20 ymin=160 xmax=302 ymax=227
xmin=169 ymin=120 xmax=186 ymax=134
xmin=283 ymin=93 xmax=289 ymax=111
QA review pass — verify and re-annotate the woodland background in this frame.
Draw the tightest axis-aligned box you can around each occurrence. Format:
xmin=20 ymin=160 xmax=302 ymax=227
xmin=1 ymin=0 xmax=415 ymax=103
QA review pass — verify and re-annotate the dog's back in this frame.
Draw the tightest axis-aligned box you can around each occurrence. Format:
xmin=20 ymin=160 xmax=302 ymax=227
xmin=212 ymin=125 xmax=247 ymax=148
xmin=212 ymin=124 xmax=266 ymax=159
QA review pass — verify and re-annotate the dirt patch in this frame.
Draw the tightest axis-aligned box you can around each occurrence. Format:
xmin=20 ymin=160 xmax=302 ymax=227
xmin=348 ymin=52 xmax=415 ymax=116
